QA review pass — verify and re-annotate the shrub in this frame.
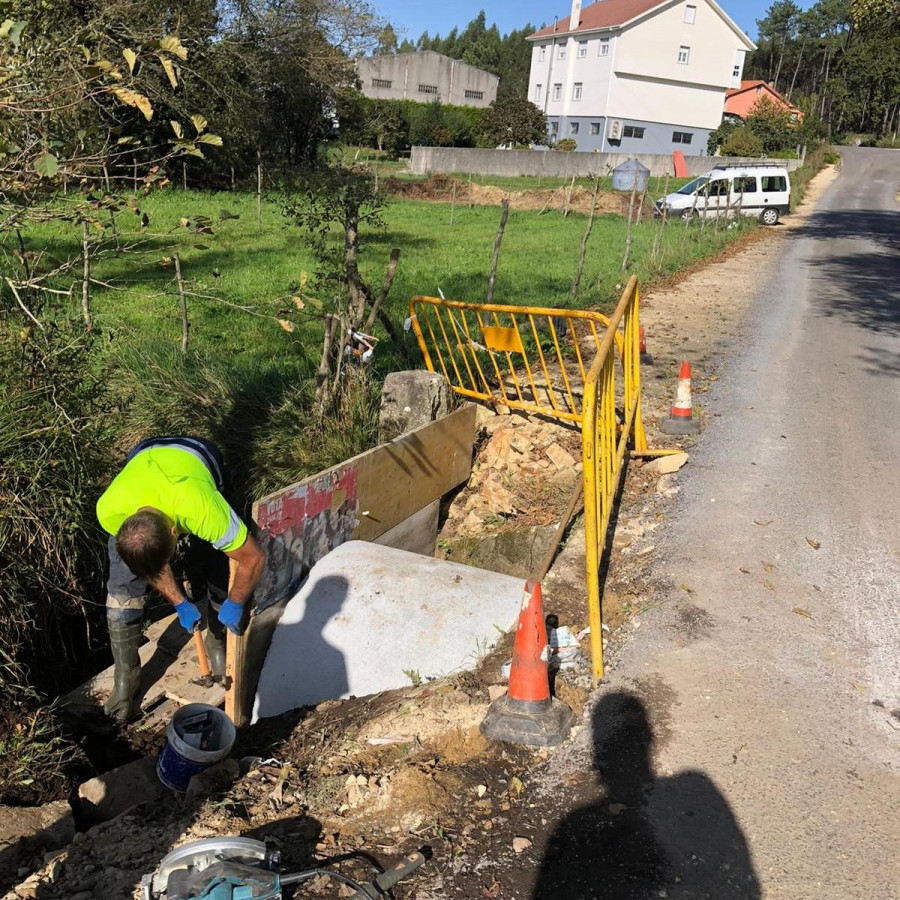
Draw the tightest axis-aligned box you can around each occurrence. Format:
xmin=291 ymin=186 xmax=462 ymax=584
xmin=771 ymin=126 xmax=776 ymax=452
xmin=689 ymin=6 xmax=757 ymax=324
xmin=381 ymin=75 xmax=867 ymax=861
xmin=0 ymin=318 xmax=113 ymax=696
xmin=478 ymin=97 xmax=548 ymax=148
xmin=823 ymin=149 xmax=842 ymax=164
xmin=745 ymin=96 xmax=799 ymax=154
xmin=720 ymin=127 xmax=763 ymax=157
xmin=555 ymin=138 xmax=577 ymax=152
xmin=768 ymin=148 xmax=799 ymax=159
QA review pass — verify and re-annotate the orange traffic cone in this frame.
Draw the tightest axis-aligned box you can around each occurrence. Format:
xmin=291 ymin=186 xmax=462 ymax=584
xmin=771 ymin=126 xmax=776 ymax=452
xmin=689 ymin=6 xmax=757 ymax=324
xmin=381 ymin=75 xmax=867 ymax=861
xmin=639 ymin=327 xmax=653 ymax=365
xmin=481 ymin=581 xmax=575 ymax=747
xmin=660 ymin=360 xmax=701 ymax=434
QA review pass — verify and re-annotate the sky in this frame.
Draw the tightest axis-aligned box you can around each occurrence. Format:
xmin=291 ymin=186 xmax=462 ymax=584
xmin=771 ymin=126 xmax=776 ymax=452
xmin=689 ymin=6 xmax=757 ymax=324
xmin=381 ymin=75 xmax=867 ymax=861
xmin=376 ymin=0 xmax=802 ymax=43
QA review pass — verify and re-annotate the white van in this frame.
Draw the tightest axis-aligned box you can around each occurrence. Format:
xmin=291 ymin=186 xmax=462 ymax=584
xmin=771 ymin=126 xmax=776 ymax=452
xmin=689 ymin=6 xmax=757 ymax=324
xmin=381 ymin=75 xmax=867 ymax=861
xmin=654 ymin=164 xmax=791 ymax=225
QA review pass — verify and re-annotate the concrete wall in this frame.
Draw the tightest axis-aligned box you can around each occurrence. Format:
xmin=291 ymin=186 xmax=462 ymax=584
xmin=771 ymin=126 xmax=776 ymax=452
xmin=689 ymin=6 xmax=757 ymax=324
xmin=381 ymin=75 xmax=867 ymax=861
xmin=409 ymin=146 xmax=805 ymax=178
xmin=356 ymin=51 xmax=499 ymax=108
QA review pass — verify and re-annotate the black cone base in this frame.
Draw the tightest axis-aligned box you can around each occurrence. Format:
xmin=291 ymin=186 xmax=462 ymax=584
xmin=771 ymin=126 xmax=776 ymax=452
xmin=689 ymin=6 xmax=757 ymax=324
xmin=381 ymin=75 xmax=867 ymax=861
xmin=660 ymin=415 xmax=701 ymax=435
xmin=481 ymin=694 xmax=575 ymax=747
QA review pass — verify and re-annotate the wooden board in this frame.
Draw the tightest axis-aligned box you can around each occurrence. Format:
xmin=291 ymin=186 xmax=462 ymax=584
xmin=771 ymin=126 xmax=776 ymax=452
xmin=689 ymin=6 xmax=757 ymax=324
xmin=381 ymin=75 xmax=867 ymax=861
xmin=251 ymin=404 xmax=475 ymax=611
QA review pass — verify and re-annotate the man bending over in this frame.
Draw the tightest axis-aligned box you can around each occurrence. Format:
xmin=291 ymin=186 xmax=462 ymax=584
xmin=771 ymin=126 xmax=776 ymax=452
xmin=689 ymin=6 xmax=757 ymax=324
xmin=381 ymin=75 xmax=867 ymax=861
xmin=96 ymin=436 xmax=265 ymax=722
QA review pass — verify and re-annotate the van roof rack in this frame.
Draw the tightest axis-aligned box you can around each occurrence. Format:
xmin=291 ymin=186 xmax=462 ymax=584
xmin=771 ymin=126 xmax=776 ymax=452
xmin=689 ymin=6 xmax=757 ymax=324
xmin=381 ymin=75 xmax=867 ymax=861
xmin=712 ymin=163 xmax=786 ymax=170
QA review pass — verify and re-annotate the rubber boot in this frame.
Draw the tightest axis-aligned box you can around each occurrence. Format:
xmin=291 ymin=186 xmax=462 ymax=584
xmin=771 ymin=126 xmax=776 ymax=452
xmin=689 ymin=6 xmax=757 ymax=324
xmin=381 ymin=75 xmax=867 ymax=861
xmin=104 ymin=618 xmax=143 ymax=723
xmin=205 ymin=598 xmax=227 ymax=680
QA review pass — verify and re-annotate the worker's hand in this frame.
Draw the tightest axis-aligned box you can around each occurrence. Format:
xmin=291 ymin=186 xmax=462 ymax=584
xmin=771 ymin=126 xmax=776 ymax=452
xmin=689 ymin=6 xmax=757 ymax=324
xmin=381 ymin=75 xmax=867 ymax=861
xmin=217 ymin=597 xmax=244 ymax=635
xmin=174 ymin=598 xmax=202 ymax=633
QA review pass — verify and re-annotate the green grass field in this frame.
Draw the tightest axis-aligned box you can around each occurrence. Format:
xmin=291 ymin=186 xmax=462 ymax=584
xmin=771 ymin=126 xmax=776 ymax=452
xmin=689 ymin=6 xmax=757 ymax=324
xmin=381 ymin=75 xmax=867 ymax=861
xmin=22 ymin=185 xmax=750 ymax=379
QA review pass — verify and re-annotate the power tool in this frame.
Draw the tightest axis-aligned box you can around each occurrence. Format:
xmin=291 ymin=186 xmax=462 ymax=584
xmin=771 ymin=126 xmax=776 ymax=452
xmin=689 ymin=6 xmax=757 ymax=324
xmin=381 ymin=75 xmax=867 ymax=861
xmin=141 ymin=836 xmax=430 ymax=900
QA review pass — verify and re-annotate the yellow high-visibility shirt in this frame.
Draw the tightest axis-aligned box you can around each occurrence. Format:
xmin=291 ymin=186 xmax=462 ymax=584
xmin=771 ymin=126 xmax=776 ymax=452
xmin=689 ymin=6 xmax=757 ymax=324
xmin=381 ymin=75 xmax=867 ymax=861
xmin=97 ymin=445 xmax=247 ymax=552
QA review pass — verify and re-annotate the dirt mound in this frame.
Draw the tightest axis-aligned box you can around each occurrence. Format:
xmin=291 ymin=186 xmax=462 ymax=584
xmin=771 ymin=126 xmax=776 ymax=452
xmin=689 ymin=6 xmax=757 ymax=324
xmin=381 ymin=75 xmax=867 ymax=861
xmin=384 ymin=175 xmax=647 ymax=218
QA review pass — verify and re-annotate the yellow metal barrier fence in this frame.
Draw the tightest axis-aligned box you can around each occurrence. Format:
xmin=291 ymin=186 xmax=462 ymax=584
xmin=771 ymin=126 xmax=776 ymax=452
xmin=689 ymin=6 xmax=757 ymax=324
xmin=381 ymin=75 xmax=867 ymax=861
xmin=411 ymin=282 xmax=675 ymax=685
xmin=409 ymin=297 xmax=625 ymax=426
xmin=582 ymin=276 xmax=676 ymax=684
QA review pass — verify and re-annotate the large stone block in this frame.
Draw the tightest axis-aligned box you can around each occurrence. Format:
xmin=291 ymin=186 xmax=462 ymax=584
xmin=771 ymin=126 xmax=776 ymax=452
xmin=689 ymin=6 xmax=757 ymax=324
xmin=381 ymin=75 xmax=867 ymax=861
xmin=378 ymin=371 xmax=454 ymax=443
xmin=77 ymin=756 xmax=164 ymax=825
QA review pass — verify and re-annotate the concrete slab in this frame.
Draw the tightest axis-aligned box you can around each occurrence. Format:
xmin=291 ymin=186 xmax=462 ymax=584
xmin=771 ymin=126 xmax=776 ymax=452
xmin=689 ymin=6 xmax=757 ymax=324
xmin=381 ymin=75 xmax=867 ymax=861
xmin=374 ymin=499 xmax=440 ymax=557
xmin=252 ymin=541 xmax=526 ymax=722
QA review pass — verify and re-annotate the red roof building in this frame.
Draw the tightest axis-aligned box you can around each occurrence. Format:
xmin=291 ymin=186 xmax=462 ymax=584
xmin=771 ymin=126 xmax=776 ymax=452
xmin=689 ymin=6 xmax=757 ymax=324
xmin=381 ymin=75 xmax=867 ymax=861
xmin=724 ymin=80 xmax=803 ymax=122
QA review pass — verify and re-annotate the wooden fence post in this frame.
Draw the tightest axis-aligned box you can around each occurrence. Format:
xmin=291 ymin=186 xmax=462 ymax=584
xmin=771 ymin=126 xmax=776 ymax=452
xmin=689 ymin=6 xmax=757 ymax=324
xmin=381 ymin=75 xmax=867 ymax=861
xmin=486 ymin=198 xmax=510 ymax=305
xmin=173 ymin=253 xmax=189 ymax=354
xmin=81 ymin=221 xmax=92 ymax=330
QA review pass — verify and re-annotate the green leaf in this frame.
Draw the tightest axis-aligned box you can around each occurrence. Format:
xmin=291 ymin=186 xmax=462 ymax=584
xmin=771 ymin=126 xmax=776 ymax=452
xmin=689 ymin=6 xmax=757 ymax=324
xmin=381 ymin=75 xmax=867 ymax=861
xmin=170 ymin=120 xmax=183 ymax=139
xmin=34 ymin=152 xmax=59 ymax=177
xmin=307 ymin=296 xmax=324 ymax=311
xmin=197 ymin=133 xmax=222 ymax=147
xmin=159 ymin=34 xmax=188 ymax=61
xmin=190 ymin=114 xmax=207 ymax=135
xmin=123 ymin=48 xmax=137 ymax=74
xmin=299 ymin=271 xmax=309 ymax=288
xmin=0 ymin=19 xmax=25 ymax=49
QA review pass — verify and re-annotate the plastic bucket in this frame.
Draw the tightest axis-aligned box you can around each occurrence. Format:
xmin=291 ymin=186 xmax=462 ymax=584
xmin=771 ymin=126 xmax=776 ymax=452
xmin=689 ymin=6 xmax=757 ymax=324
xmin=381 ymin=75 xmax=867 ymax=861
xmin=156 ymin=703 xmax=236 ymax=793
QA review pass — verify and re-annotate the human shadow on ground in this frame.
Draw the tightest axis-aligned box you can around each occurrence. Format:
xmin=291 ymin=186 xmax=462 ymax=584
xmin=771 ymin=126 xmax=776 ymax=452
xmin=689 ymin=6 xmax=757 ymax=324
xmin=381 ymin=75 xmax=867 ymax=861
xmin=252 ymin=575 xmax=349 ymax=720
xmin=532 ymin=692 xmax=761 ymax=900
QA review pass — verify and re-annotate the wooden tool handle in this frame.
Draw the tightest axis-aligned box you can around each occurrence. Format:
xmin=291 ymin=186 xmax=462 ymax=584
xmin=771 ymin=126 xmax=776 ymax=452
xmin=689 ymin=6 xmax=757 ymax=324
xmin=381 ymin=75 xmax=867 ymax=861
xmin=193 ymin=629 xmax=212 ymax=678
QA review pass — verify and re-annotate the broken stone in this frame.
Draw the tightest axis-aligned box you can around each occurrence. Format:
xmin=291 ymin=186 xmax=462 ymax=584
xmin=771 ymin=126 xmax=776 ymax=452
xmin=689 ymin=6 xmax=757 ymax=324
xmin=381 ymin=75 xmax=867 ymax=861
xmin=656 ymin=474 xmax=679 ymax=496
xmin=77 ymin=757 xmax=163 ymax=826
xmin=545 ymin=443 xmax=577 ymax=470
xmin=378 ymin=371 xmax=454 ymax=443
xmin=476 ymin=785 xmax=487 ymax=798
xmin=185 ymin=758 xmax=240 ymax=805
xmin=480 ymin=477 xmax=516 ymax=514
xmin=509 ymin=434 xmax=530 ymax=455
xmin=512 ymin=837 xmax=533 ymax=853
xmin=487 ymin=685 xmax=507 ymax=702
xmin=644 ymin=452 xmax=689 ymax=476
xmin=439 ymin=525 xmax=556 ymax=579
xmin=482 ymin=428 xmax=516 ymax=471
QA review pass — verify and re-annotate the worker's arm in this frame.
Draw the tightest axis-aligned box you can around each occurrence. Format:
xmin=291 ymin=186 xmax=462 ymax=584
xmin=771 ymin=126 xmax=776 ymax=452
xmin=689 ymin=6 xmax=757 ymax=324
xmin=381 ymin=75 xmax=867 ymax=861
xmin=148 ymin=564 xmax=202 ymax=632
xmin=224 ymin=533 xmax=265 ymax=606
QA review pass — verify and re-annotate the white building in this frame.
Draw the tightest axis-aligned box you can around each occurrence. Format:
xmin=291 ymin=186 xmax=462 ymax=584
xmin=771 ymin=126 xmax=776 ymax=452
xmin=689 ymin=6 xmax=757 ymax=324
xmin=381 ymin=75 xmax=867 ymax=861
xmin=527 ymin=0 xmax=756 ymax=154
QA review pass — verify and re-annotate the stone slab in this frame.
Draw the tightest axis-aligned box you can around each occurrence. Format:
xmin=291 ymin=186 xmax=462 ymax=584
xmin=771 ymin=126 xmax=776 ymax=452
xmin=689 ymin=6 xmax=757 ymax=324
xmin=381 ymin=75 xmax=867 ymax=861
xmin=252 ymin=541 xmax=526 ymax=722
xmin=77 ymin=757 xmax=164 ymax=825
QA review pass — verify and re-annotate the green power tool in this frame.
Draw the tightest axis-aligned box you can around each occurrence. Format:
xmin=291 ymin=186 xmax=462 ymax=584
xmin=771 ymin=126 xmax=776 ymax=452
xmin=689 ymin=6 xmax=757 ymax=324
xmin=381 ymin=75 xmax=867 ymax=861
xmin=142 ymin=836 xmax=430 ymax=900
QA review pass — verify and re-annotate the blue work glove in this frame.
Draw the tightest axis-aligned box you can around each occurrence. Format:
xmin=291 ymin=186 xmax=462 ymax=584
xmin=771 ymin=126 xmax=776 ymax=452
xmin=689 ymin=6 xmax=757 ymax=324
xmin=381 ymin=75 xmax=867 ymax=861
xmin=174 ymin=598 xmax=201 ymax=633
xmin=217 ymin=597 xmax=244 ymax=635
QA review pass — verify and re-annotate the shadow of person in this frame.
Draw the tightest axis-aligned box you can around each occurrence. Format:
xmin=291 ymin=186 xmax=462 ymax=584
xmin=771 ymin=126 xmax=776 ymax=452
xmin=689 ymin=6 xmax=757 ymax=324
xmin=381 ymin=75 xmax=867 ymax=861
xmin=532 ymin=691 xmax=760 ymax=900
xmin=252 ymin=575 xmax=350 ymax=720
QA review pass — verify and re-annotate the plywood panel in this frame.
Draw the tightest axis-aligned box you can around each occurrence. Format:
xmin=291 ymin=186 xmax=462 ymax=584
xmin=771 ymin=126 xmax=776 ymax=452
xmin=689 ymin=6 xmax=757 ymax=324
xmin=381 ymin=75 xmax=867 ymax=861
xmin=251 ymin=405 xmax=475 ymax=610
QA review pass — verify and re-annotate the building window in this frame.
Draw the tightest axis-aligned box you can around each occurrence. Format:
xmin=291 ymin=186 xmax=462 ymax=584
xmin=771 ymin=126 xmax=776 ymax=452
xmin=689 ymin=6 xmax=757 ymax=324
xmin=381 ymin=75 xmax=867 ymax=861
xmin=371 ymin=78 xmax=392 ymax=89
xmin=733 ymin=64 xmax=741 ymax=78
xmin=558 ymin=44 xmax=566 ymax=59
xmin=678 ymin=46 xmax=690 ymax=64
xmin=578 ymin=41 xmax=587 ymax=58
xmin=623 ymin=125 xmax=645 ymax=139
xmin=550 ymin=121 xmax=559 ymax=136
xmin=684 ymin=4 xmax=696 ymax=23
xmin=599 ymin=38 xmax=610 ymax=56
xmin=534 ymin=83 xmax=542 ymax=101
xmin=572 ymin=83 xmax=583 ymax=100
xmin=418 ymin=83 xmax=438 ymax=94
xmin=570 ymin=122 xmax=580 ymax=135
xmin=539 ymin=45 xmax=546 ymax=61
xmin=590 ymin=122 xmax=601 ymax=135
xmin=464 ymin=89 xmax=484 ymax=100
xmin=553 ymin=83 xmax=562 ymax=101
xmin=672 ymin=131 xmax=693 ymax=144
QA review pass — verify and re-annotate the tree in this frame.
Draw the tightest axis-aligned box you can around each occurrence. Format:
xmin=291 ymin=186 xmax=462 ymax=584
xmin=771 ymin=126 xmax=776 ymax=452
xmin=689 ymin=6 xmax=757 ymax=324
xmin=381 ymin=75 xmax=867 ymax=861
xmin=746 ymin=96 xmax=799 ymax=152
xmin=720 ymin=128 xmax=764 ymax=156
xmin=377 ymin=24 xmax=398 ymax=54
xmin=479 ymin=97 xmax=548 ymax=147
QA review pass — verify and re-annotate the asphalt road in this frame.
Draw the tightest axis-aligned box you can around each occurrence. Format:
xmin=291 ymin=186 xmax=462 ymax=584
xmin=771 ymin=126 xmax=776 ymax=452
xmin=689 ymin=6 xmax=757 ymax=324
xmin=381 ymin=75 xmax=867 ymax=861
xmin=530 ymin=149 xmax=900 ymax=900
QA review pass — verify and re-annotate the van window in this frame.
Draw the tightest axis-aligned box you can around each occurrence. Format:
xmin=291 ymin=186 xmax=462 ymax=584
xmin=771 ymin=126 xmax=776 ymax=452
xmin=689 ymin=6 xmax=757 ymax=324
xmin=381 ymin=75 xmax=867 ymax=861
xmin=734 ymin=176 xmax=757 ymax=193
xmin=762 ymin=175 xmax=787 ymax=192
xmin=706 ymin=179 xmax=730 ymax=197
xmin=677 ymin=175 xmax=708 ymax=195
